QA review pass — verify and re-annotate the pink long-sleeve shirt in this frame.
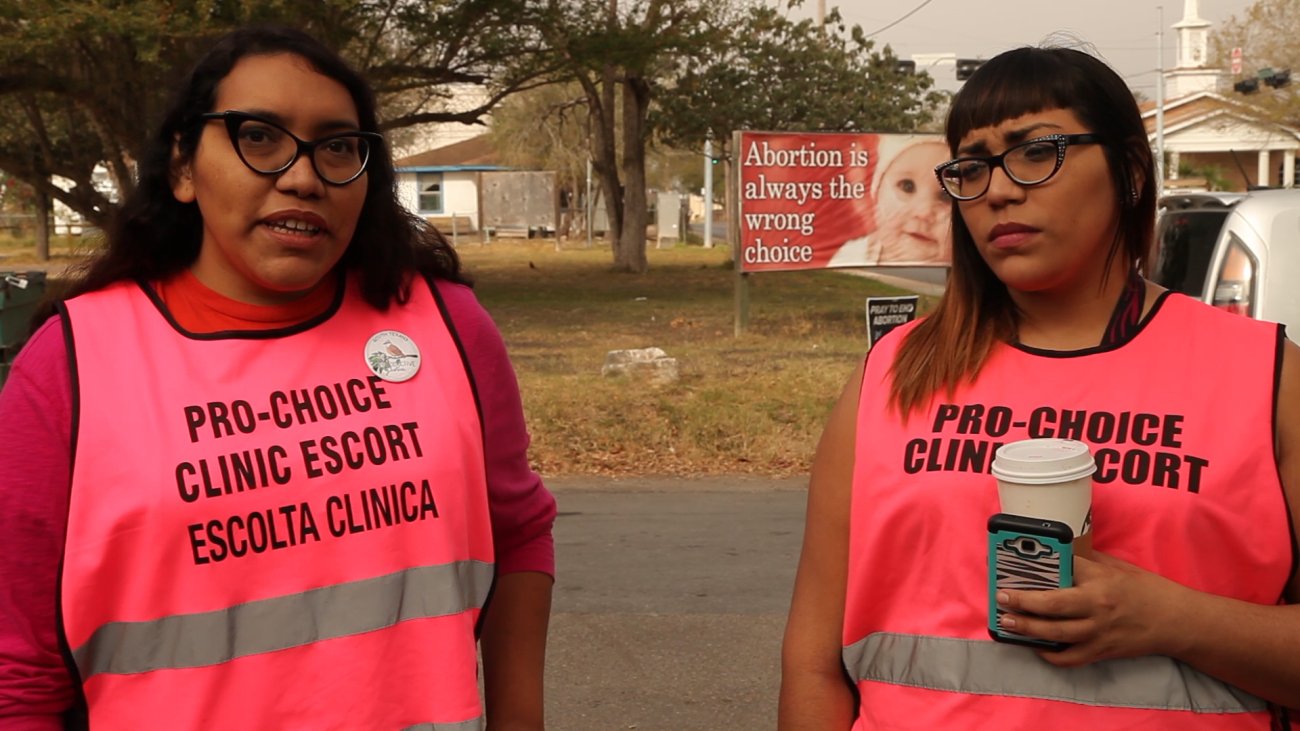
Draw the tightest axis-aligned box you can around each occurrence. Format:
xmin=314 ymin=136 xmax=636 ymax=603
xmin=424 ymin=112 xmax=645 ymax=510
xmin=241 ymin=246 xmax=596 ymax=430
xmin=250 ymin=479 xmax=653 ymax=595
xmin=0 ymin=277 xmax=556 ymax=728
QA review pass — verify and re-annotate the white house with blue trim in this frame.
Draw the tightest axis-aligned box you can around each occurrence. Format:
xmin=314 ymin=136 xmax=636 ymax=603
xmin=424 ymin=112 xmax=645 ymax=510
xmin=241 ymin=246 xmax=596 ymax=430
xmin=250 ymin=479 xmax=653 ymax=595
xmin=395 ymin=134 xmax=506 ymax=234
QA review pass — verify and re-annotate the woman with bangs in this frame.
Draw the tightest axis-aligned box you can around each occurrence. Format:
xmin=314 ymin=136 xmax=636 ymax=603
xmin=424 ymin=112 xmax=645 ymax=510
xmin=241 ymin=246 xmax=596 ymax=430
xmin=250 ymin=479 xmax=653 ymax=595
xmin=779 ymin=45 xmax=1300 ymax=729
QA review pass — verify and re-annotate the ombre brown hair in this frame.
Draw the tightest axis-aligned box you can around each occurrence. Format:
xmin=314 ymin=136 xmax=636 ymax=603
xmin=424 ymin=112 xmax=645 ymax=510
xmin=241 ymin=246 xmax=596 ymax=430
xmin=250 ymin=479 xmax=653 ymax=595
xmin=888 ymin=46 xmax=1157 ymax=416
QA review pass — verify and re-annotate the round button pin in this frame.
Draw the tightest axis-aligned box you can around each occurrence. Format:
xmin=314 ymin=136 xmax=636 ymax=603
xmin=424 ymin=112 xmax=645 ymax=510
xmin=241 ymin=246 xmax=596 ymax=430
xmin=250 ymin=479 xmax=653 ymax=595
xmin=364 ymin=330 xmax=421 ymax=382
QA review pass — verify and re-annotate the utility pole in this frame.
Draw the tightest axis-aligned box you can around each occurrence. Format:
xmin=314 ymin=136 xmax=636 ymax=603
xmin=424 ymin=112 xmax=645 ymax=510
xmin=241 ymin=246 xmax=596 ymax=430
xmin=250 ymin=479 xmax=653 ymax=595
xmin=1156 ymin=6 xmax=1166 ymax=199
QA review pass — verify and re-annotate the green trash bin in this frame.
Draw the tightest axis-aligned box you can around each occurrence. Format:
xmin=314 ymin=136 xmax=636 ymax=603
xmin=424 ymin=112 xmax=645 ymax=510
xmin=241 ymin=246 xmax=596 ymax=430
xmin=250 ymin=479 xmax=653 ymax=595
xmin=0 ymin=271 xmax=48 ymax=390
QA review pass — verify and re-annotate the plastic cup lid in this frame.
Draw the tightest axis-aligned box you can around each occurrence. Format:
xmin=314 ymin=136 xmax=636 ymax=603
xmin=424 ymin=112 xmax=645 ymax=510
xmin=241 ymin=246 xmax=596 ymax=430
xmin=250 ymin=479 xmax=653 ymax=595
xmin=991 ymin=438 xmax=1096 ymax=484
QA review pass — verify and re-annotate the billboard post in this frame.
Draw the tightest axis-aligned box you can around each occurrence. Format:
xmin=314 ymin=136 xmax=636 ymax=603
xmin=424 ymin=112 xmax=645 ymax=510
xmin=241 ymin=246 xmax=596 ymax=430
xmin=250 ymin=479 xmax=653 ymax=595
xmin=731 ymin=130 xmax=748 ymax=335
xmin=703 ymin=136 xmax=715 ymax=249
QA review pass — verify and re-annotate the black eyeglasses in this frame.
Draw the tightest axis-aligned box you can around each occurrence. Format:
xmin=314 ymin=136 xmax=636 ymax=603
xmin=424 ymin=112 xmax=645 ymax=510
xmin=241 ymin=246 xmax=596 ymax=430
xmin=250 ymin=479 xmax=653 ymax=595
xmin=933 ymin=133 xmax=1104 ymax=201
xmin=200 ymin=111 xmax=383 ymax=186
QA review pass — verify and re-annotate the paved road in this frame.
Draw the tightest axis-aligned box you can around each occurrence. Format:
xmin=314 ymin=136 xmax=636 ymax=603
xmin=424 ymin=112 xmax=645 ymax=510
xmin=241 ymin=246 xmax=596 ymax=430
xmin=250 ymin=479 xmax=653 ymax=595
xmin=544 ymin=476 xmax=808 ymax=731
xmin=843 ymin=266 xmax=947 ymax=297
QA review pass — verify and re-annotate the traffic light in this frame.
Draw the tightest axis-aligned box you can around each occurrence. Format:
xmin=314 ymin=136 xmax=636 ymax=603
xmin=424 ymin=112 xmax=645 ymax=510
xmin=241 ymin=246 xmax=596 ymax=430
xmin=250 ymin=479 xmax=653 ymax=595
xmin=955 ymin=58 xmax=983 ymax=81
xmin=1234 ymin=78 xmax=1260 ymax=94
xmin=1241 ymin=67 xmax=1292 ymax=93
xmin=895 ymin=59 xmax=916 ymax=76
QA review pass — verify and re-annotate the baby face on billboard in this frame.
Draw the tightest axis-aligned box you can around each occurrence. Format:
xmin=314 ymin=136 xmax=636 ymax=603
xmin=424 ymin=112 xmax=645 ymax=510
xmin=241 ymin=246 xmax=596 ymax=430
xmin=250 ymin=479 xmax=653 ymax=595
xmin=873 ymin=141 xmax=952 ymax=264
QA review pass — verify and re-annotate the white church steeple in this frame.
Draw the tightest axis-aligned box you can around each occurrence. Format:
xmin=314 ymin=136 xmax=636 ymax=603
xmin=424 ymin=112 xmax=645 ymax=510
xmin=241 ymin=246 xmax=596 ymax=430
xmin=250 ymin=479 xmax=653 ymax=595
xmin=1165 ymin=0 xmax=1224 ymax=97
xmin=1173 ymin=0 xmax=1211 ymax=68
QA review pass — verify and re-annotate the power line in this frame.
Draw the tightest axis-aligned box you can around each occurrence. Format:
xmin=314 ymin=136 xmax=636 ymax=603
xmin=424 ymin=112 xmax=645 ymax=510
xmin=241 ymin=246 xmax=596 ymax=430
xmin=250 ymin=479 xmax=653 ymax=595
xmin=864 ymin=0 xmax=938 ymax=39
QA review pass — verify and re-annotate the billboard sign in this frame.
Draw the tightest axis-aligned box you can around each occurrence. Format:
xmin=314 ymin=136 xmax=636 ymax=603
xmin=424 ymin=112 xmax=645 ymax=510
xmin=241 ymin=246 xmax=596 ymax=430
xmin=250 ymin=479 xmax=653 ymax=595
xmin=737 ymin=131 xmax=951 ymax=272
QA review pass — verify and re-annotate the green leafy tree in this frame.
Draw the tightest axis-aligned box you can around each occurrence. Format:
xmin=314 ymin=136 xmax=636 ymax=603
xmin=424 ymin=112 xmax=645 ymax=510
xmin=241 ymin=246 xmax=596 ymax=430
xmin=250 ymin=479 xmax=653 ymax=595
xmin=525 ymin=0 xmax=728 ymax=273
xmin=652 ymin=2 xmax=943 ymax=235
xmin=354 ymin=0 xmax=556 ymax=129
xmin=1209 ymin=0 xmax=1300 ymax=126
xmin=501 ymin=0 xmax=942 ymax=271
xmin=654 ymin=3 xmax=943 ymax=161
xmin=0 ymin=0 xmax=550 ymax=234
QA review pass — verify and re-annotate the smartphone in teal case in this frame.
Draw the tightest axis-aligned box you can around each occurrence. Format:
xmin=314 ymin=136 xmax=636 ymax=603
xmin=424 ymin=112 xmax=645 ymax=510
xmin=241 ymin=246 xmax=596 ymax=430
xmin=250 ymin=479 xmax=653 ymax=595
xmin=987 ymin=513 xmax=1074 ymax=650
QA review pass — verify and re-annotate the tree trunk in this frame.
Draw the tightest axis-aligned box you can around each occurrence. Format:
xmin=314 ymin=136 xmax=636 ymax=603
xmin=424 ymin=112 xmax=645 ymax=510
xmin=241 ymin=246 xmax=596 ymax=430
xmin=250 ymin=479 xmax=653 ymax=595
xmin=86 ymin=112 xmax=135 ymax=202
xmin=574 ymin=69 xmax=621 ymax=253
xmin=613 ymin=76 xmax=651 ymax=273
xmin=585 ymin=186 xmax=602 ymax=247
xmin=34 ymin=186 xmax=50 ymax=262
xmin=595 ymin=0 xmax=623 ymax=252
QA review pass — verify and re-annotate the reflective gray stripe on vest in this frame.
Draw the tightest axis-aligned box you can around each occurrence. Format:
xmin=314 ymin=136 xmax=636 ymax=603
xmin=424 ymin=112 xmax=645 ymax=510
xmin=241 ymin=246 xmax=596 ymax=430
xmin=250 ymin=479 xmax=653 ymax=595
xmin=73 ymin=560 xmax=494 ymax=679
xmin=402 ymin=718 xmax=484 ymax=731
xmin=842 ymin=632 xmax=1267 ymax=713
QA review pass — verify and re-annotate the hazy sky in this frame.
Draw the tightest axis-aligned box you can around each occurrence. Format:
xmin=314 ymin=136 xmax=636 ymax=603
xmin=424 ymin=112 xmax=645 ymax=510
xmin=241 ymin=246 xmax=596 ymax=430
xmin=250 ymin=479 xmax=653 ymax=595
xmin=788 ymin=0 xmax=1256 ymax=96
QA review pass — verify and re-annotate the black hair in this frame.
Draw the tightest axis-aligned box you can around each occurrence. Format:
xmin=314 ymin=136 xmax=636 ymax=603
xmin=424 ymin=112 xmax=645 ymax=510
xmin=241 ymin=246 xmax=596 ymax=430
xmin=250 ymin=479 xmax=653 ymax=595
xmin=47 ymin=25 xmax=466 ymax=321
xmin=889 ymin=46 xmax=1157 ymax=415
xmin=944 ymin=46 xmax=1156 ymax=295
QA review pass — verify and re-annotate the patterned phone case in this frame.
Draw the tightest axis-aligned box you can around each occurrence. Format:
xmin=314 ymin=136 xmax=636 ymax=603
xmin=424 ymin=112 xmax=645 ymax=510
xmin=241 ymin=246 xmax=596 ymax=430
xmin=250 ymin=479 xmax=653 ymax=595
xmin=987 ymin=513 xmax=1074 ymax=649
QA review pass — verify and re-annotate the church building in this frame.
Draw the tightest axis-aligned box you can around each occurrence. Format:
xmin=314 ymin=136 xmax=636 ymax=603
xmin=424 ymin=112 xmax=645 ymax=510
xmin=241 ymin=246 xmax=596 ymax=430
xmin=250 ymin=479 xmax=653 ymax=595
xmin=1142 ymin=0 xmax=1298 ymax=191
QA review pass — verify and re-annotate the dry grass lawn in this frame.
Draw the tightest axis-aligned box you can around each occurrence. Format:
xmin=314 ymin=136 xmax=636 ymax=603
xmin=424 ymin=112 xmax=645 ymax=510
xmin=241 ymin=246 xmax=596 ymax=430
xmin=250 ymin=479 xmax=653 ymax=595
xmin=0 ymin=232 xmax=95 ymax=271
xmin=1 ymin=233 xmax=938 ymax=477
xmin=459 ymin=239 xmax=935 ymax=477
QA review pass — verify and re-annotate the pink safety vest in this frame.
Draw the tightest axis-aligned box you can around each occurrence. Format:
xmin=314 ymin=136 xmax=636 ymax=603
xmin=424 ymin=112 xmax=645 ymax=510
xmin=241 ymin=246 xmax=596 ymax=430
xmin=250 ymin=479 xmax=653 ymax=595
xmin=843 ymin=293 xmax=1291 ymax=730
xmin=59 ymin=275 xmax=493 ymax=730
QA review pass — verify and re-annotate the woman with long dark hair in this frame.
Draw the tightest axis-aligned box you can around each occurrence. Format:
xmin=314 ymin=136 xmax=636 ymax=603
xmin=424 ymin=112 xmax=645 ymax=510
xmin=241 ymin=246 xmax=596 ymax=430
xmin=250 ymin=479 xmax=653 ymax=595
xmin=0 ymin=26 xmax=553 ymax=729
xmin=780 ymin=46 xmax=1300 ymax=729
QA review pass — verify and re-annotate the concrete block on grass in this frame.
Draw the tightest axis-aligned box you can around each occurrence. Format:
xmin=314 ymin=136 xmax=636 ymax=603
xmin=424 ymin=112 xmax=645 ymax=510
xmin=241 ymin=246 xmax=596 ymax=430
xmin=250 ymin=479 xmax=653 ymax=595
xmin=601 ymin=347 xmax=679 ymax=385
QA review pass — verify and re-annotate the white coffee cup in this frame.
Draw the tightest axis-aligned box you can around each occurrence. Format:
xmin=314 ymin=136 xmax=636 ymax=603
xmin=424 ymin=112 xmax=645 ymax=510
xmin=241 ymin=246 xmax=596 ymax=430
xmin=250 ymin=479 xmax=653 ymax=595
xmin=991 ymin=438 xmax=1095 ymax=556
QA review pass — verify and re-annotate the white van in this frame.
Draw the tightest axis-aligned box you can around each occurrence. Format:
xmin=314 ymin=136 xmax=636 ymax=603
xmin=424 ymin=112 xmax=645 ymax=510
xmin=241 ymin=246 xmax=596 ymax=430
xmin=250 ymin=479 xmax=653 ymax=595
xmin=1153 ymin=189 xmax=1300 ymax=329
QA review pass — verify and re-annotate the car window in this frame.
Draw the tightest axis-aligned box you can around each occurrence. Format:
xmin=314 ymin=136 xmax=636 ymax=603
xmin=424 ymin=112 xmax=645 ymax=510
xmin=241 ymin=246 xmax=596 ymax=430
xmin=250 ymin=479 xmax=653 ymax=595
xmin=1152 ymin=209 xmax=1230 ymax=298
